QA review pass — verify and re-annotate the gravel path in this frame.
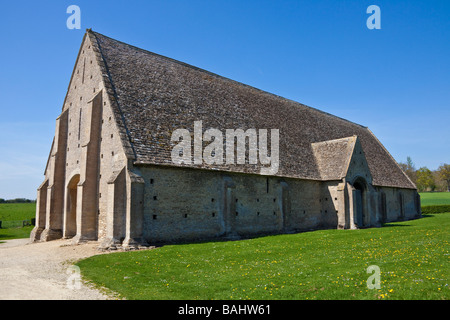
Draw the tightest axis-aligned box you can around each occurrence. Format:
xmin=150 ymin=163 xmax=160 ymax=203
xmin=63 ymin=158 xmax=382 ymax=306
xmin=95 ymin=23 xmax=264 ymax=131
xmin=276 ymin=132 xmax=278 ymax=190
xmin=0 ymin=238 xmax=115 ymax=300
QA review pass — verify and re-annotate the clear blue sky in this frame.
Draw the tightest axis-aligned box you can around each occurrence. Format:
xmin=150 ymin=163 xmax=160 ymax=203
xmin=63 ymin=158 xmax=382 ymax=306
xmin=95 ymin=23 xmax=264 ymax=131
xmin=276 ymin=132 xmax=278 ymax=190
xmin=0 ymin=0 xmax=449 ymax=199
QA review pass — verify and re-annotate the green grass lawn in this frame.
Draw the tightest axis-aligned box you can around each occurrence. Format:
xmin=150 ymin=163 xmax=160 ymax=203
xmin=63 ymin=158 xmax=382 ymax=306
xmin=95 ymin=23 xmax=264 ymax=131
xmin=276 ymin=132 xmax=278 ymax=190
xmin=0 ymin=203 xmax=36 ymax=241
xmin=0 ymin=203 xmax=36 ymax=221
xmin=420 ymin=192 xmax=450 ymax=206
xmin=77 ymin=212 xmax=449 ymax=300
xmin=0 ymin=225 xmax=34 ymax=241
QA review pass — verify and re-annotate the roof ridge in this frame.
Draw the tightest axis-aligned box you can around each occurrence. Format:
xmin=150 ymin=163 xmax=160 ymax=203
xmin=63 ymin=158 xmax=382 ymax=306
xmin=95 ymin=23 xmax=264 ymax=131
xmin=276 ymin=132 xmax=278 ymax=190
xmin=89 ymin=29 xmax=366 ymax=129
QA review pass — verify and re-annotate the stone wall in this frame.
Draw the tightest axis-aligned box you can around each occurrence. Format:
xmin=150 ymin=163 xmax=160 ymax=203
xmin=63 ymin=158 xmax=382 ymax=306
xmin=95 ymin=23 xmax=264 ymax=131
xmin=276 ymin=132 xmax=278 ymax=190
xmin=377 ymin=186 xmax=421 ymax=222
xmin=134 ymin=165 xmax=421 ymax=245
xmin=139 ymin=166 xmax=333 ymax=244
xmin=32 ymin=34 xmax=130 ymax=243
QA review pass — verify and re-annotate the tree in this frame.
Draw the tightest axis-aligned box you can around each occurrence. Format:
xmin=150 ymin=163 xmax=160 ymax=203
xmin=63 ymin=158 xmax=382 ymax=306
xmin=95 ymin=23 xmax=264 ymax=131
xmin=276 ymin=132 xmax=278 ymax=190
xmin=437 ymin=164 xmax=450 ymax=192
xmin=432 ymin=170 xmax=446 ymax=192
xmin=398 ymin=156 xmax=417 ymax=184
xmin=416 ymin=167 xmax=435 ymax=192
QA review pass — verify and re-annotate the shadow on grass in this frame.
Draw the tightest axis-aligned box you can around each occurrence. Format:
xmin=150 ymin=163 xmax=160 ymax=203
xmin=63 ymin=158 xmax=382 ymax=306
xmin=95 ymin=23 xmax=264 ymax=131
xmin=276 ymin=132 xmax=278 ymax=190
xmin=381 ymin=214 xmax=434 ymax=228
xmin=0 ymin=233 xmax=26 ymax=240
xmin=147 ymin=216 xmax=438 ymax=247
xmin=0 ymin=232 xmax=26 ymax=241
xmin=0 ymin=226 xmax=33 ymax=241
xmin=382 ymin=223 xmax=410 ymax=228
xmin=144 ymin=225 xmax=335 ymax=248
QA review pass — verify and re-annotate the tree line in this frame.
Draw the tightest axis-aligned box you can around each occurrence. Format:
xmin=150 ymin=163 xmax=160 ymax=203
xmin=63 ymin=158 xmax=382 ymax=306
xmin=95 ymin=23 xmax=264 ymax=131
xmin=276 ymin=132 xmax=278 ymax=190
xmin=0 ymin=198 xmax=36 ymax=204
xmin=398 ymin=157 xmax=450 ymax=192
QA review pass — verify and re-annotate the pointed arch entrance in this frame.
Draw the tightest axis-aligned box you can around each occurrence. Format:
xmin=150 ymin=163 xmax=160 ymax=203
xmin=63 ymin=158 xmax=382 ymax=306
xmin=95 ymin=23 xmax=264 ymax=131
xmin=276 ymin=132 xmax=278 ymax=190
xmin=352 ymin=177 xmax=369 ymax=228
xmin=64 ymin=174 xmax=80 ymax=238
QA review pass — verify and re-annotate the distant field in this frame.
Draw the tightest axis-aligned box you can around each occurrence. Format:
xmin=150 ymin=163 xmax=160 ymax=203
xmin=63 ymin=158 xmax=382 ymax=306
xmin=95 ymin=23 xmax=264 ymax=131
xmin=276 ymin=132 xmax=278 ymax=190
xmin=0 ymin=203 xmax=36 ymax=221
xmin=0 ymin=203 xmax=36 ymax=241
xmin=420 ymin=192 xmax=450 ymax=206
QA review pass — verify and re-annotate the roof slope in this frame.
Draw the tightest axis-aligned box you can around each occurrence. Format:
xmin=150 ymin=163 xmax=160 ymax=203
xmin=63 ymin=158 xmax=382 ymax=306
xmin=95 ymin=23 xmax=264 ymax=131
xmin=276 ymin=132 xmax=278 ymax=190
xmin=311 ymin=136 xmax=356 ymax=181
xmin=87 ymin=30 xmax=415 ymax=189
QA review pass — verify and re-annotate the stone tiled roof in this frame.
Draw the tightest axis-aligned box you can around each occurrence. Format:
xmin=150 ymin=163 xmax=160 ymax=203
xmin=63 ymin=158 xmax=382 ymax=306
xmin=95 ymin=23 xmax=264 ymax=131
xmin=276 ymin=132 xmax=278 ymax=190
xmin=311 ymin=136 xmax=356 ymax=181
xmin=87 ymin=30 xmax=416 ymax=189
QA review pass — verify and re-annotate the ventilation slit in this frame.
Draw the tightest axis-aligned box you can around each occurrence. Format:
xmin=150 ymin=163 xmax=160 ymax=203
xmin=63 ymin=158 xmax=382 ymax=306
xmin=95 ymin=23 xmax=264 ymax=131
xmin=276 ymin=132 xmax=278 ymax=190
xmin=82 ymin=58 xmax=86 ymax=84
xmin=78 ymin=108 xmax=82 ymax=140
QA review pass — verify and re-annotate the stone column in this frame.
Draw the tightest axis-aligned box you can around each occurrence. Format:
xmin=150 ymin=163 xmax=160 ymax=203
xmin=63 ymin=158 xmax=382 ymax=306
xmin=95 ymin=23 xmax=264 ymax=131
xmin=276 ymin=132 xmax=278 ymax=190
xmin=123 ymin=170 xmax=146 ymax=248
xmin=378 ymin=191 xmax=387 ymax=224
xmin=100 ymin=168 xmax=126 ymax=249
xmin=277 ymin=181 xmax=290 ymax=232
xmin=336 ymin=181 xmax=347 ymax=229
xmin=398 ymin=192 xmax=405 ymax=220
xmin=367 ymin=185 xmax=381 ymax=227
xmin=41 ymin=110 xmax=68 ymax=241
xmin=30 ymin=180 xmax=49 ymax=242
xmin=73 ymin=92 xmax=102 ymax=243
xmin=345 ymin=182 xmax=358 ymax=229
xmin=414 ymin=191 xmax=422 ymax=218
xmin=221 ymin=176 xmax=236 ymax=238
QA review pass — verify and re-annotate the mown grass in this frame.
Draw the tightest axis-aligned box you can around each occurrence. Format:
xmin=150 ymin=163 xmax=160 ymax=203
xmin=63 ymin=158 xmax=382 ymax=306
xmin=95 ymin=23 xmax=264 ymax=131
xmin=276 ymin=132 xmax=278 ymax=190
xmin=77 ymin=213 xmax=449 ymax=300
xmin=0 ymin=203 xmax=36 ymax=221
xmin=420 ymin=192 xmax=450 ymax=206
xmin=0 ymin=225 xmax=34 ymax=241
xmin=0 ymin=203 xmax=36 ymax=241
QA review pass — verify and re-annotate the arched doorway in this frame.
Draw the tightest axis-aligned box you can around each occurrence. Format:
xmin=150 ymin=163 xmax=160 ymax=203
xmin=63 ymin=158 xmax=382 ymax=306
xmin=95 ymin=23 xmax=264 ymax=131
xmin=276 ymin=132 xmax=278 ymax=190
xmin=65 ymin=174 xmax=80 ymax=238
xmin=353 ymin=177 xmax=368 ymax=228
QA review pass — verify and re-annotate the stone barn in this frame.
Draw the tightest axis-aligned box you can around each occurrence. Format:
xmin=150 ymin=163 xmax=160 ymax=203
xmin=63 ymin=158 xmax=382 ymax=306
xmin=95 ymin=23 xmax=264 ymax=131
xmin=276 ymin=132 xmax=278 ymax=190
xmin=31 ymin=29 xmax=421 ymax=249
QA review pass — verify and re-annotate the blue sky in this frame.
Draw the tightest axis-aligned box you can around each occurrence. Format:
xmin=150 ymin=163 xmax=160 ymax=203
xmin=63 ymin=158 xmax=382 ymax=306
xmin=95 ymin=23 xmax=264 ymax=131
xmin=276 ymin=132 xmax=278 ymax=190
xmin=0 ymin=0 xmax=449 ymax=199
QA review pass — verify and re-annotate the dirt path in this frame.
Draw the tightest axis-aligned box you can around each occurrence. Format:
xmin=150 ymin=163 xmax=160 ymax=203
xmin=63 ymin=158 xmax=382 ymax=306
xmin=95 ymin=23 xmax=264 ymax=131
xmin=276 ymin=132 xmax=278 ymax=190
xmin=0 ymin=238 xmax=115 ymax=300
